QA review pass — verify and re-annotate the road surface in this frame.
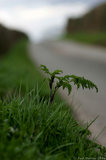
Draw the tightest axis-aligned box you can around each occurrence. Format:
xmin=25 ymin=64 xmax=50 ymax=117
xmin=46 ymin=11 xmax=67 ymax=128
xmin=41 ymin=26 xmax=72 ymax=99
xmin=28 ymin=40 xmax=106 ymax=146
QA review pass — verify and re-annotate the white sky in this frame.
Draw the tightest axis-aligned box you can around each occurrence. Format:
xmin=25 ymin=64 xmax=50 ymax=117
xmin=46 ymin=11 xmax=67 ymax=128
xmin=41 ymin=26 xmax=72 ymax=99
xmin=0 ymin=0 xmax=105 ymax=41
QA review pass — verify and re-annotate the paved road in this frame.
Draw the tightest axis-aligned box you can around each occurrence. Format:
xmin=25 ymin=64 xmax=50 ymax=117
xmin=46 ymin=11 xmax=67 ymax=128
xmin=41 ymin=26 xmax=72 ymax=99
xmin=28 ymin=40 xmax=106 ymax=146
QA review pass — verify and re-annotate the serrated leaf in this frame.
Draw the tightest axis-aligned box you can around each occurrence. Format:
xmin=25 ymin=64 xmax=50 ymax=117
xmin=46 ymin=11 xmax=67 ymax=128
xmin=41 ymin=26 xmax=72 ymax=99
xmin=62 ymin=82 xmax=72 ymax=95
xmin=41 ymin=65 xmax=51 ymax=75
xmin=52 ymin=70 xmax=63 ymax=77
xmin=70 ymin=75 xmax=98 ymax=92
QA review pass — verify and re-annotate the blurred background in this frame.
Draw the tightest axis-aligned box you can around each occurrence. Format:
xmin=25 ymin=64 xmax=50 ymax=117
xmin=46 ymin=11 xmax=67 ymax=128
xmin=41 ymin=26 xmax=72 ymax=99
xmin=0 ymin=0 xmax=106 ymax=42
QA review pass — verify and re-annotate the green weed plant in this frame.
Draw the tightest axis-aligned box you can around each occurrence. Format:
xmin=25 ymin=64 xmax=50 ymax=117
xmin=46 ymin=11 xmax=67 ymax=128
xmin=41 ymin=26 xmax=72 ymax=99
xmin=41 ymin=65 xmax=98 ymax=104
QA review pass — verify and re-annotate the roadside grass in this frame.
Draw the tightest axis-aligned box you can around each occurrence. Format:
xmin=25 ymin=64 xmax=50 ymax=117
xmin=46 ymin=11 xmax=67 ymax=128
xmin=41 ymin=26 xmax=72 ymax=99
xmin=0 ymin=41 xmax=49 ymax=98
xmin=62 ymin=32 xmax=106 ymax=47
xmin=0 ymin=41 xmax=105 ymax=160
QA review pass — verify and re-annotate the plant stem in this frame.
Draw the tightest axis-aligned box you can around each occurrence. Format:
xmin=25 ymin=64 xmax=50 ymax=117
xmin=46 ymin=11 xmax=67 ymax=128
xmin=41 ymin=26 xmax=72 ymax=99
xmin=49 ymin=86 xmax=58 ymax=104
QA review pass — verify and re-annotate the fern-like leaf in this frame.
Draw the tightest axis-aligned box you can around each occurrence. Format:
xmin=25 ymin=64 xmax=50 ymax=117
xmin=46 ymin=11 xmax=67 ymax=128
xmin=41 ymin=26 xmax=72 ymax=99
xmin=62 ymin=82 xmax=72 ymax=95
xmin=41 ymin=65 xmax=50 ymax=75
xmin=52 ymin=70 xmax=63 ymax=77
xmin=56 ymin=76 xmax=72 ymax=95
xmin=70 ymin=75 xmax=98 ymax=92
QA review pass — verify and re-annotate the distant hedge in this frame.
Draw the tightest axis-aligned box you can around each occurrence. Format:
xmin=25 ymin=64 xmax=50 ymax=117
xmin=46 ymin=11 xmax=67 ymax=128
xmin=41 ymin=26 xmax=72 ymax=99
xmin=66 ymin=3 xmax=106 ymax=33
xmin=0 ymin=24 xmax=28 ymax=55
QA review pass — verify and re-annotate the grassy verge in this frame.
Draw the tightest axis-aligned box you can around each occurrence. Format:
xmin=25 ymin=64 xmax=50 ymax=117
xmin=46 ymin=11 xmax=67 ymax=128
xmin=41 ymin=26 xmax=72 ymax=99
xmin=62 ymin=32 xmax=106 ymax=47
xmin=0 ymin=41 xmax=105 ymax=160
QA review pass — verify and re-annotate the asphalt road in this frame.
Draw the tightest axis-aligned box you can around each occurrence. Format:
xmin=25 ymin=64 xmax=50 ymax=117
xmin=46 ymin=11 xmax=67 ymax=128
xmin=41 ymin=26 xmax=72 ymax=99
xmin=28 ymin=40 xmax=106 ymax=146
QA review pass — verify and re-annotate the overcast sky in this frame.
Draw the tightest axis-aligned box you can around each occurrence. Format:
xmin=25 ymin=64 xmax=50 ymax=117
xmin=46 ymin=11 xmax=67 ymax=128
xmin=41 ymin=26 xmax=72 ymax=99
xmin=0 ymin=0 xmax=105 ymax=40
